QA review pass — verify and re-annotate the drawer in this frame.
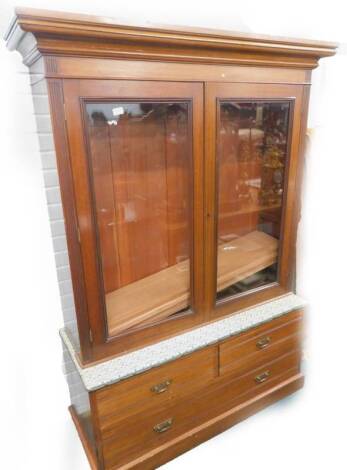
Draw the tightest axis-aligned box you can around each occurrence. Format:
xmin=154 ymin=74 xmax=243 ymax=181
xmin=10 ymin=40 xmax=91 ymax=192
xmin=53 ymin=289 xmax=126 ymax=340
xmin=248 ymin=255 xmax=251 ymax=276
xmin=101 ymin=350 xmax=301 ymax=468
xmin=220 ymin=310 xmax=303 ymax=377
xmin=93 ymin=346 xmax=217 ymax=428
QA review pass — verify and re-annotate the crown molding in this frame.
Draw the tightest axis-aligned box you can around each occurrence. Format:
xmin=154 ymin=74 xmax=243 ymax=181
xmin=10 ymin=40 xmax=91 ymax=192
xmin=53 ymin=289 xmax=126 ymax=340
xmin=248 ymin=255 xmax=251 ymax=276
xmin=5 ymin=7 xmax=338 ymax=68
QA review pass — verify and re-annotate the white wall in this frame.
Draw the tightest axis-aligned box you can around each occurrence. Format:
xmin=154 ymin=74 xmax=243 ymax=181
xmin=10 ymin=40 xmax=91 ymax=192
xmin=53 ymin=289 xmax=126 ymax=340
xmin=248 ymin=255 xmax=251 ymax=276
xmin=1 ymin=1 xmax=346 ymax=469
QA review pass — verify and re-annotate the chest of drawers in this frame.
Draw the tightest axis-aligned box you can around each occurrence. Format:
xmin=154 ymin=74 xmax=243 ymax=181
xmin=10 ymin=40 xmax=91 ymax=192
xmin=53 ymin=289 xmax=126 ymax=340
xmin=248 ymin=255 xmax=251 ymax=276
xmin=64 ymin=306 xmax=304 ymax=469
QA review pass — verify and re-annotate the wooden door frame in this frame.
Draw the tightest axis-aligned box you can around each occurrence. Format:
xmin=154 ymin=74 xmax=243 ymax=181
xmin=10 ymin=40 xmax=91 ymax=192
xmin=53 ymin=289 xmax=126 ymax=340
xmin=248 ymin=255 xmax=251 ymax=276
xmin=60 ymin=78 xmax=205 ymax=363
xmin=204 ymin=82 xmax=306 ymax=320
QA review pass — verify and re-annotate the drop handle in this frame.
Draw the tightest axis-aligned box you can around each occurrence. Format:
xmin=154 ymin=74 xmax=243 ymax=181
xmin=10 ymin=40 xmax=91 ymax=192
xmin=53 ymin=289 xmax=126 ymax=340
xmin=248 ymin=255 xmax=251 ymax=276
xmin=153 ymin=418 xmax=173 ymax=434
xmin=254 ymin=370 xmax=271 ymax=384
xmin=256 ymin=336 xmax=271 ymax=350
xmin=151 ymin=380 xmax=172 ymax=394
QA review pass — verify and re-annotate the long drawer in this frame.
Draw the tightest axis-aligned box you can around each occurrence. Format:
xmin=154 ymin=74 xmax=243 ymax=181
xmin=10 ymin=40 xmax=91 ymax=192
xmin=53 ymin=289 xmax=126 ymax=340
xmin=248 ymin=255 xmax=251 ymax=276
xmin=219 ymin=309 xmax=303 ymax=378
xmin=101 ymin=350 xmax=301 ymax=469
xmin=93 ymin=346 xmax=218 ymax=429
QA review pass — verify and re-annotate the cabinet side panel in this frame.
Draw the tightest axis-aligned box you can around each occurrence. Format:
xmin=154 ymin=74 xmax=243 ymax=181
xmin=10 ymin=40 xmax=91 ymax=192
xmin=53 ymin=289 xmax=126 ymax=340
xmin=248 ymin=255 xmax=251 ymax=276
xmin=291 ymin=84 xmax=311 ymax=292
xmin=29 ymin=58 xmax=81 ymax=351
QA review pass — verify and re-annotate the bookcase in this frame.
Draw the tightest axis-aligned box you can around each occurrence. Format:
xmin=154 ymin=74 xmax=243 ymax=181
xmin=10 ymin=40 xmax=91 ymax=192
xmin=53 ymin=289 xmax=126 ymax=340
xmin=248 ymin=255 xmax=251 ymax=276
xmin=5 ymin=8 xmax=336 ymax=469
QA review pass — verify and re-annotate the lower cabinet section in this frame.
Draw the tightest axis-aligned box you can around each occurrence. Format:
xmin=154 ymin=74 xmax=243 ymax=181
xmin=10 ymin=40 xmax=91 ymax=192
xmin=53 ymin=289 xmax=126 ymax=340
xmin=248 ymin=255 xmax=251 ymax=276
xmin=101 ymin=350 xmax=300 ymax=469
xmin=71 ymin=309 xmax=304 ymax=469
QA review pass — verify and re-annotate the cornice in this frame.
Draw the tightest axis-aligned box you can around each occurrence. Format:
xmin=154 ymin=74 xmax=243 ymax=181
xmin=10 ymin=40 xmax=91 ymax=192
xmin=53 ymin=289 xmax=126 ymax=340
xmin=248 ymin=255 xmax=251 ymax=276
xmin=5 ymin=7 xmax=338 ymax=68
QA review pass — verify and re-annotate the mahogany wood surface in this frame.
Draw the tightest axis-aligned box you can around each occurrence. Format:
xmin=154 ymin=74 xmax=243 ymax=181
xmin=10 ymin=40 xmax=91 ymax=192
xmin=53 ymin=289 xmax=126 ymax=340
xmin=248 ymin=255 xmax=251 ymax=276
xmin=6 ymin=8 xmax=337 ymax=68
xmin=10 ymin=8 xmax=327 ymax=362
xmin=47 ymin=57 xmax=312 ymax=84
xmin=101 ymin=351 xmax=301 ymax=467
xmin=5 ymin=9 xmax=333 ymax=470
xmin=60 ymin=76 xmax=306 ymax=363
xmin=75 ymin=310 xmax=303 ymax=469
xmin=82 ymin=310 xmax=303 ymax=468
xmin=62 ymin=79 xmax=205 ymax=362
xmin=112 ymin=373 xmax=304 ymax=470
xmin=9 ymin=7 xmax=336 ymax=51
xmin=47 ymin=79 xmax=93 ymax=359
xmin=204 ymin=83 xmax=302 ymax=319
xmin=72 ymin=309 xmax=304 ymax=469
xmin=4 ymin=9 xmax=335 ymax=364
xmin=94 ymin=346 xmax=218 ymax=428
xmin=219 ymin=310 xmax=303 ymax=377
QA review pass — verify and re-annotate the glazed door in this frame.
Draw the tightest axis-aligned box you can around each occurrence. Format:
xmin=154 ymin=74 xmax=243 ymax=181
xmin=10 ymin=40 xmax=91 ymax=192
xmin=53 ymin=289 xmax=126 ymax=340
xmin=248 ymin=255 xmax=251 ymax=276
xmin=205 ymin=83 xmax=304 ymax=317
xmin=63 ymin=80 xmax=204 ymax=354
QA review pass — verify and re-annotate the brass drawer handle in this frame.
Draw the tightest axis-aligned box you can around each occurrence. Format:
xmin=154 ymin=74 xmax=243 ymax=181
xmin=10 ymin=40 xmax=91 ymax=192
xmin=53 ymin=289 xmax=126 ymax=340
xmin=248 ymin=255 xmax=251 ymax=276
xmin=255 ymin=370 xmax=271 ymax=384
xmin=256 ymin=336 xmax=271 ymax=350
xmin=151 ymin=380 xmax=172 ymax=394
xmin=153 ymin=418 xmax=173 ymax=434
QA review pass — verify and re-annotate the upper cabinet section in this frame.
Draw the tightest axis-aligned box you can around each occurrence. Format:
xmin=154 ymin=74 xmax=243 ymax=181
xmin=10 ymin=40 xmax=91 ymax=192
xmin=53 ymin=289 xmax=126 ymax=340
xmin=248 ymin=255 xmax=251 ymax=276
xmin=5 ymin=8 xmax=337 ymax=363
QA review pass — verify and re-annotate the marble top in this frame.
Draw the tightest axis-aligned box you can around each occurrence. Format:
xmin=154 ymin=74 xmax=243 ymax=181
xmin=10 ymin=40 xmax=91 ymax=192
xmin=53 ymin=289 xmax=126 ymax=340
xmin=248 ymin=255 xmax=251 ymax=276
xmin=60 ymin=293 xmax=306 ymax=392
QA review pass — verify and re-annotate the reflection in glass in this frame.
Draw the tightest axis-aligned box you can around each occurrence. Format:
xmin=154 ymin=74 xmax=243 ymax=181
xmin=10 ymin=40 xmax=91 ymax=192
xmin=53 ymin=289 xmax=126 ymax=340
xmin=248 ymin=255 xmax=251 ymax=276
xmin=85 ymin=102 xmax=191 ymax=336
xmin=216 ymin=101 xmax=290 ymax=302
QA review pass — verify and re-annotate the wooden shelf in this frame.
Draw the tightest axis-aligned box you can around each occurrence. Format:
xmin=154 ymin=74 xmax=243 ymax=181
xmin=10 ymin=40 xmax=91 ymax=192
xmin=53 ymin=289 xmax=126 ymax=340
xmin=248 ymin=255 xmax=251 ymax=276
xmin=106 ymin=230 xmax=278 ymax=337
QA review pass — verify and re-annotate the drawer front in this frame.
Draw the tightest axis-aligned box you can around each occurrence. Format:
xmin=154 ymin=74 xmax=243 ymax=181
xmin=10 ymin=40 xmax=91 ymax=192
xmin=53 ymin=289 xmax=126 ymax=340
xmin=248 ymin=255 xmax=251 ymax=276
xmin=101 ymin=350 xmax=301 ymax=468
xmin=220 ymin=310 xmax=303 ymax=377
xmin=94 ymin=346 xmax=217 ymax=428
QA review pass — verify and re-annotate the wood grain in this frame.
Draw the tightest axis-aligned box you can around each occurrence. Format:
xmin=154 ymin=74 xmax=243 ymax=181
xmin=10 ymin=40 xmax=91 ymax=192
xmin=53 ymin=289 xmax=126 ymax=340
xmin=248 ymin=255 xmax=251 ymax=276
xmin=94 ymin=346 xmax=217 ymax=430
xmin=72 ymin=310 xmax=304 ymax=468
xmin=49 ymin=57 xmax=312 ymax=84
xmin=5 ymin=10 xmax=323 ymax=470
xmin=101 ymin=350 xmax=301 ymax=466
xmin=9 ymin=11 xmax=319 ymax=365
xmin=6 ymin=8 xmax=337 ymax=68
xmin=204 ymin=83 xmax=303 ymax=320
xmin=46 ymin=79 xmax=93 ymax=360
xmin=112 ymin=373 xmax=304 ymax=469
xmin=63 ymin=79 xmax=204 ymax=362
xmin=219 ymin=311 xmax=303 ymax=377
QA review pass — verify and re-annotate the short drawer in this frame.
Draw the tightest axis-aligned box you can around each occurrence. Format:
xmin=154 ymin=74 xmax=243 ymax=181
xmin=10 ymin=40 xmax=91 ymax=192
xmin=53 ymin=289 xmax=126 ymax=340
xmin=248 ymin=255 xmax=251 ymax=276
xmin=93 ymin=346 xmax=217 ymax=429
xmin=101 ymin=350 xmax=301 ymax=468
xmin=219 ymin=310 xmax=303 ymax=378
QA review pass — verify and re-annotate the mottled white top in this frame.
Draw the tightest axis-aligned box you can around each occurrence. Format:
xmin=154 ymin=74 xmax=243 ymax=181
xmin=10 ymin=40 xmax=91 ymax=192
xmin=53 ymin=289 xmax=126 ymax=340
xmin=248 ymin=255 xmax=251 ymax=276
xmin=60 ymin=293 xmax=306 ymax=391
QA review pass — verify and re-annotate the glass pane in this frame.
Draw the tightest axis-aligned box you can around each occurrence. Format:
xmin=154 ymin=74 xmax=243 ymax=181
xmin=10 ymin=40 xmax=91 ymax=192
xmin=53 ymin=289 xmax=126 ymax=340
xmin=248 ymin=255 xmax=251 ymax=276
xmin=216 ymin=101 xmax=290 ymax=302
xmin=85 ymin=101 xmax=192 ymax=336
